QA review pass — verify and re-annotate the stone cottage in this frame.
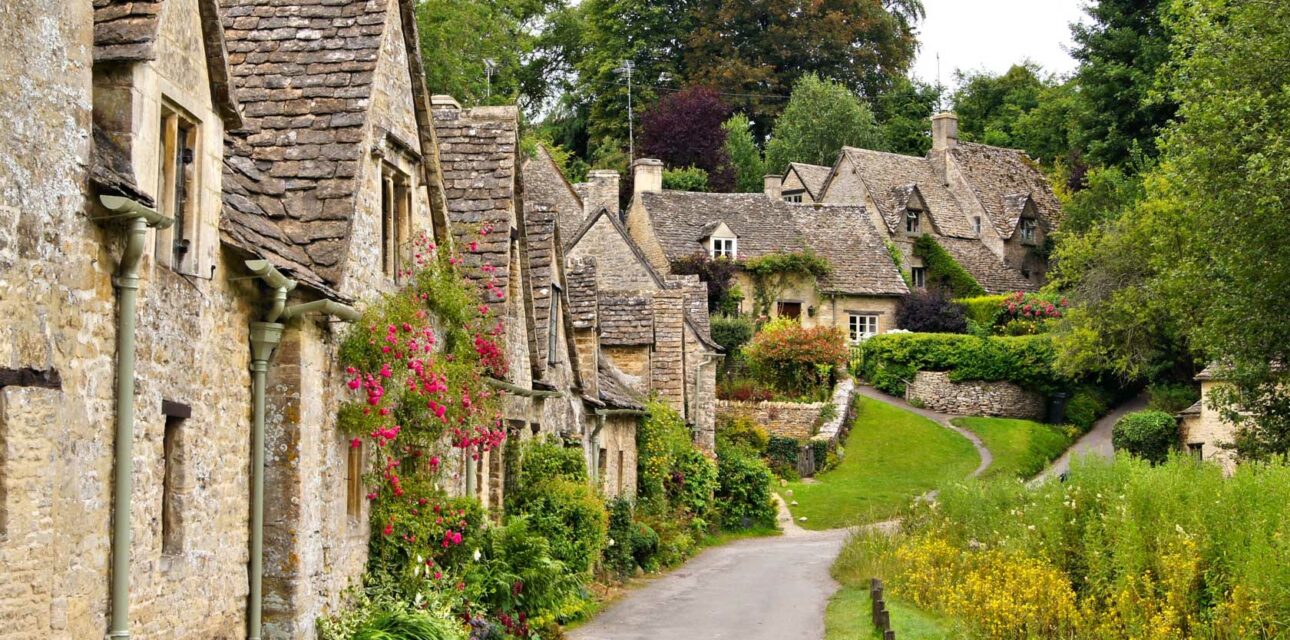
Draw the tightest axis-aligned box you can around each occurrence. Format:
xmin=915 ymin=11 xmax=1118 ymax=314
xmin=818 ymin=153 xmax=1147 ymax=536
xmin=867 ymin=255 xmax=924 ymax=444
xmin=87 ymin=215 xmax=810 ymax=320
xmin=775 ymin=162 xmax=831 ymax=204
xmin=1178 ymin=365 xmax=1240 ymax=474
xmin=811 ymin=112 xmax=1058 ymax=291
xmin=622 ymin=159 xmax=909 ymax=344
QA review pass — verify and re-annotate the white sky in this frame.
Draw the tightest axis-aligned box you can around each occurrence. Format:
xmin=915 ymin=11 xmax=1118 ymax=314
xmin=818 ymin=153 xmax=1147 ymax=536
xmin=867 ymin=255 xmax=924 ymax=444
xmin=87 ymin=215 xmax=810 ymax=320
xmin=912 ymin=0 xmax=1090 ymax=87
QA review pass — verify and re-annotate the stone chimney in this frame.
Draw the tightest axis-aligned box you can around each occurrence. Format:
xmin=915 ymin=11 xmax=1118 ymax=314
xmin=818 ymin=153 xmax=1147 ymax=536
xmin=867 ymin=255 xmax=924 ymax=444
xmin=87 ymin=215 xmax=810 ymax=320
xmin=431 ymin=94 xmax=461 ymax=110
xmin=633 ymin=158 xmax=664 ymax=195
xmin=584 ymin=169 xmax=620 ymax=217
xmin=931 ymin=112 xmax=958 ymax=151
xmin=763 ymin=175 xmax=783 ymax=201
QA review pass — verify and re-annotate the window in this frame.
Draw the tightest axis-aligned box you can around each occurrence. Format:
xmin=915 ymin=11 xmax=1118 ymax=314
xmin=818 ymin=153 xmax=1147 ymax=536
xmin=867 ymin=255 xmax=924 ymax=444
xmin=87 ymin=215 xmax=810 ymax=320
xmin=347 ymin=440 xmax=364 ymax=519
xmin=783 ymin=191 xmax=804 ymax=203
xmin=160 ymin=400 xmax=189 ymax=555
xmin=1020 ymin=218 xmax=1038 ymax=244
xmin=598 ymin=447 xmax=608 ymax=483
xmin=777 ymin=301 xmax=802 ymax=319
xmin=547 ymin=283 xmax=562 ymax=365
xmin=972 ymin=216 xmax=982 ymax=236
xmin=910 ymin=267 xmax=927 ymax=289
xmin=848 ymin=313 xmax=879 ymax=343
xmin=380 ymin=165 xmax=412 ymax=281
xmin=905 ymin=209 xmax=921 ymax=235
xmin=156 ymin=103 xmax=201 ymax=274
xmin=1189 ymin=442 xmax=1204 ymax=462
xmin=711 ymin=237 xmax=736 ymax=260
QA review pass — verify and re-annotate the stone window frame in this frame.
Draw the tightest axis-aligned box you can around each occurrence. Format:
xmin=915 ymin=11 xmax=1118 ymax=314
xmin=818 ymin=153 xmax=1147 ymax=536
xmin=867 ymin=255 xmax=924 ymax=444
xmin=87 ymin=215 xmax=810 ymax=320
xmin=904 ymin=208 xmax=922 ymax=235
xmin=847 ymin=312 xmax=879 ymax=343
xmin=547 ymin=282 xmax=563 ymax=366
xmin=911 ymin=266 xmax=926 ymax=289
xmin=710 ymin=237 xmax=736 ymax=260
xmin=972 ymin=216 xmax=982 ymax=236
xmin=346 ymin=440 xmax=364 ymax=522
xmin=155 ymin=100 xmax=204 ymax=276
xmin=380 ymin=161 xmax=414 ymax=283
xmin=1019 ymin=218 xmax=1038 ymax=244
xmin=160 ymin=400 xmax=190 ymax=557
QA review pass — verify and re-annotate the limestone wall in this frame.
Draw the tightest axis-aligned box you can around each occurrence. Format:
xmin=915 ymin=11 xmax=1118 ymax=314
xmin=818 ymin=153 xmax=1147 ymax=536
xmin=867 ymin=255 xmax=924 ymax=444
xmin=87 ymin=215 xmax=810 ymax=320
xmin=716 ymin=400 xmax=827 ymax=439
xmin=1179 ymin=380 xmax=1238 ymax=474
xmin=598 ymin=415 xmax=638 ymax=498
xmin=905 ymin=371 xmax=1044 ymax=419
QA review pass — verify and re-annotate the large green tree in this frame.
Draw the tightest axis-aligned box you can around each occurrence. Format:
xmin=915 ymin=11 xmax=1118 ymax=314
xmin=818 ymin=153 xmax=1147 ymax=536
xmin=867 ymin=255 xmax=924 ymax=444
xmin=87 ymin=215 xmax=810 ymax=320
xmin=764 ymin=74 xmax=883 ymax=174
xmin=873 ymin=76 xmax=942 ymax=156
xmin=951 ymin=63 xmax=1050 ymax=150
xmin=723 ymin=114 xmax=765 ymax=193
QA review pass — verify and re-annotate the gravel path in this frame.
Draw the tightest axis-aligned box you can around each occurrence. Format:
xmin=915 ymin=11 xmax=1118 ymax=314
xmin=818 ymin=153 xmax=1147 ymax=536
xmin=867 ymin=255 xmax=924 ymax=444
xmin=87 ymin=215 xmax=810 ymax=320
xmin=568 ymin=499 xmax=849 ymax=640
xmin=1032 ymin=395 xmax=1147 ymax=484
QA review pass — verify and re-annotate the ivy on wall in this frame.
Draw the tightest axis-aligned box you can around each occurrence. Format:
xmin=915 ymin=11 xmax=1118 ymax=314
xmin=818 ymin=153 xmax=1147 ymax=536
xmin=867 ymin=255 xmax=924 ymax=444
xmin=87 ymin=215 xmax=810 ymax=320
xmin=911 ymin=234 xmax=985 ymax=297
xmin=742 ymin=250 xmax=831 ymax=318
xmin=885 ymin=239 xmax=913 ymax=288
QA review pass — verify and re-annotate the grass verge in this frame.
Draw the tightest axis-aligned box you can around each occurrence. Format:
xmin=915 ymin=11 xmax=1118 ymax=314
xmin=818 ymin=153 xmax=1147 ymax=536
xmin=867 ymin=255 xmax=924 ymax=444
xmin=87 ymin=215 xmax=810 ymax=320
xmin=825 ymin=586 xmax=955 ymax=640
xmin=952 ymin=416 xmax=1074 ymax=479
xmin=781 ymin=396 xmax=978 ymax=529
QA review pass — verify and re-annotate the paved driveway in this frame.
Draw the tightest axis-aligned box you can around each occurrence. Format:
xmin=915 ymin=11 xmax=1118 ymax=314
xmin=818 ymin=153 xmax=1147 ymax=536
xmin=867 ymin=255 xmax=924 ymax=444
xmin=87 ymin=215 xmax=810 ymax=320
xmin=569 ymin=507 xmax=849 ymax=640
xmin=1033 ymin=395 xmax=1147 ymax=483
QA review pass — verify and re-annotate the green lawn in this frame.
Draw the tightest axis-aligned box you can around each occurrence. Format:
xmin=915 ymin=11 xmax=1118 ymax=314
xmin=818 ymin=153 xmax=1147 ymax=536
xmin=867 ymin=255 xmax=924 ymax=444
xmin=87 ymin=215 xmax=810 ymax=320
xmin=952 ymin=416 xmax=1074 ymax=479
xmin=825 ymin=586 xmax=955 ymax=640
xmin=781 ymin=397 xmax=978 ymax=529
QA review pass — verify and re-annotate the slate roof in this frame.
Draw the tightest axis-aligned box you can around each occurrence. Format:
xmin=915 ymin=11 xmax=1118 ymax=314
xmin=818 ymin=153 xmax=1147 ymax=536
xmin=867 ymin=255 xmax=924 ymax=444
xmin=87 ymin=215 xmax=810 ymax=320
xmin=636 ymin=192 xmax=906 ymax=296
xmin=90 ymin=125 xmax=154 ymax=207
xmin=786 ymin=162 xmax=831 ymax=199
xmin=598 ymin=359 xmax=645 ymax=410
xmin=432 ymin=104 xmax=518 ymax=299
xmin=566 ymin=257 xmax=598 ymax=330
xmin=524 ymin=205 xmax=559 ymax=364
xmin=217 ymin=0 xmax=395 ymax=289
xmin=598 ymin=293 xmax=653 ymax=346
xmin=835 ymin=147 xmax=975 ymax=238
xmin=937 ymin=237 xmax=1037 ymax=294
xmin=522 ymin=144 xmax=584 ymax=239
xmin=948 ymin=142 xmax=1061 ymax=239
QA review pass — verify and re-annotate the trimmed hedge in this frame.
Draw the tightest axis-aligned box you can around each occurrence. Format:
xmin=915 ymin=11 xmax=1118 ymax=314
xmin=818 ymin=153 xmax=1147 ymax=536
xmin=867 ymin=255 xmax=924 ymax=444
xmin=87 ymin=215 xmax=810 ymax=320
xmin=856 ymin=332 xmax=1062 ymax=395
xmin=912 ymin=235 xmax=986 ymax=297
xmin=958 ymin=294 xmax=1010 ymax=327
xmin=1112 ymin=410 xmax=1178 ymax=464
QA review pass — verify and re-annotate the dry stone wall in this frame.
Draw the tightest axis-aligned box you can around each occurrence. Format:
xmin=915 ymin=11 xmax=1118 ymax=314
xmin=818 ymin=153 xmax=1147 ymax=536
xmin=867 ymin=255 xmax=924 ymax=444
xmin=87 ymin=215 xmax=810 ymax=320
xmin=716 ymin=400 xmax=826 ymax=439
xmin=906 ymin=370 xmax=1044 ymax=419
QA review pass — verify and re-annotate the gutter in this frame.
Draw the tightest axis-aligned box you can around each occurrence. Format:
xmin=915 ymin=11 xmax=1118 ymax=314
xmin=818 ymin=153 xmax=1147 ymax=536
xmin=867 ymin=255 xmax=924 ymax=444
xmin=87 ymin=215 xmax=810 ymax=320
xmin=98 ymin=194 xmax=173 ymax=640
xmin=241 ymin=259 xmax=357 ymax=640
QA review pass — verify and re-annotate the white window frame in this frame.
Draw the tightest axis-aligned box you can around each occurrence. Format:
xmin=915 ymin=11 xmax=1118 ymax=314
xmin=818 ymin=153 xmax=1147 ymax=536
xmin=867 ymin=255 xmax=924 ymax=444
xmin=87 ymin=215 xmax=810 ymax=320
xmin=905 ymin=209 xmax=921 ymax=235
xmin=911 ymin=266 xmax=926 ymax=289
xmin=848 ymin=313 xmax=879 ymax=343
xmin=711 ymin=237 xmax=736 ymax=260
xmin=783 ymin=191 xmax=804 ymax=203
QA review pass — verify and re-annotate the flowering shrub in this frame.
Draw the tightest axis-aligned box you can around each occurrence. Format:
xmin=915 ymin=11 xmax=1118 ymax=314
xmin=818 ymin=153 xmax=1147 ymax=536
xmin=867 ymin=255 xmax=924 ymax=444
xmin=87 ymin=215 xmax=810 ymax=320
xmin=995 ymin=292 xmax=1067 ymax=335
xmin=716 ymin=378 xmax=776 ymax=402
xmin=633 ymin=402 xmax=718 ymax=568
xmin=506 ymin=439 xmax=608 ymax=576
xmin=743 ymin=318 xmax=847 ymax=397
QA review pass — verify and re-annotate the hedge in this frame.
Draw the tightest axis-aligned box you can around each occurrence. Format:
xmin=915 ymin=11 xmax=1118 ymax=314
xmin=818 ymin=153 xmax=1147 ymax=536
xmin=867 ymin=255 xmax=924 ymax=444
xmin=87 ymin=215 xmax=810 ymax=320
xmin=856 ymin=332 xmax=1062 ymax=395
xmin=1112 ymin=410 xmax=1178 ymax=464
xmin=958 ymin=294 xmax=1010 ymax=328
xmin=912 ymin=234 xmax=986 ymax=297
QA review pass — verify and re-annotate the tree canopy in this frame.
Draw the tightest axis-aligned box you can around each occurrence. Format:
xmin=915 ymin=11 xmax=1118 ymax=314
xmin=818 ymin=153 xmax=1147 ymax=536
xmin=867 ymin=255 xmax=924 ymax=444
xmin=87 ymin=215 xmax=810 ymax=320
xmin=764 ymin=74 xmax=883 ymax=174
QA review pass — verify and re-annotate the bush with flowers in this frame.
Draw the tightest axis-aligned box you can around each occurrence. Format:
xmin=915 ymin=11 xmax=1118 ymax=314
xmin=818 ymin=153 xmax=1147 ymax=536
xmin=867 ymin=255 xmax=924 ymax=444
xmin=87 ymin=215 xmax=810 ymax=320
xmin=835 ymin=455 xmax=1290 ymax=639
xmin=958 ymin=292 xmax=1069 ymax=336
xmin=743 ymin=318 xmax=848 ymax=399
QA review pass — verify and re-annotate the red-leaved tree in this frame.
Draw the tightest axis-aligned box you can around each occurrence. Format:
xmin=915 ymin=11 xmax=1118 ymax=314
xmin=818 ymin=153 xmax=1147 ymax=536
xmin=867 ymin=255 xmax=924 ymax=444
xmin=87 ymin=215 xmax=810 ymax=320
xmin=640 ymin=86 xmax=736 ymax=191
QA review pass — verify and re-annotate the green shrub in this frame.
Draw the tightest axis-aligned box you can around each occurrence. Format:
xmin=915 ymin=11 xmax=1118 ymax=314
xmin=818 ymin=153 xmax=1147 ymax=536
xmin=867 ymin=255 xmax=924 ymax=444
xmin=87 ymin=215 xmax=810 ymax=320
xmin=1065 ymin=385 xmax=1113 ymax=432
xmin=912 ymin=234 xmax=985 ymax=297
xmin=467 ymin=516 xmax=583 ymax=629
xmin=636 ymin=511 xmax=695 ymax=569
xmin=350 ymin=609 xmax=466 ymax=640
xmin=958 ymin=294 xmax=1010 ymax=327
xmin=670 ymin=448 xmax=719 ymax=525
xmin=1112 ymin=410 xmax=1178 ymax=464
xmin=715 ymin=444 xmax=777 ymax=530
xmin=1147 ymin=382 xmax=1201 ymax=414
xmin=507 ymin=478 xmax=607 ymax=574
xmin=602 ymin=498 xmax=637 ymax=577
xmin=637 ymin=401 xmax=696 ymax=508
xmin=856 ymin=332 xmax=1061 ymax=396
xmin=662 ymin=165 xmax=710 ymax=191
xmin=717 ymin=415 xmax=769 ymax=453
xmin=766 ymin=436 xmax=801 ymax=478
xmin=710 ymin=315 xmax=755 ymax=356
xmin=515 ymin=437 xmax=587 ymax=488
xmin=744 ymin=318 xmax=847 ymax=397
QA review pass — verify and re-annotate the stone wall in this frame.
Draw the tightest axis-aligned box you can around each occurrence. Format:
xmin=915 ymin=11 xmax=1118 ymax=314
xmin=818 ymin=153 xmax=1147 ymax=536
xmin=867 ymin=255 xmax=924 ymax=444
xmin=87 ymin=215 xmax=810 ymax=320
xmin=905 ymin=371 xmax=1044 ymax=419
xmin=716 ymin=400 xmax=827 ymax=439
xmin=597 ymin=415 xmax=638 ymax=498
xmin=1178 ymin=379 xmax=1238 ymax=475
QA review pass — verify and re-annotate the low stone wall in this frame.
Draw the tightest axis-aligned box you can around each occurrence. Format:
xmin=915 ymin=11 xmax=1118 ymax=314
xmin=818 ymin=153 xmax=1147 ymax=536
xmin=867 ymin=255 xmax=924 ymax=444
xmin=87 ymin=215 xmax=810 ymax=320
xmin=716 ymin=399 xmax=825 ymax=439
xmin=812 ymin=378 xmax=855 ymax=447
xmin=906 ymin=371 xmax=1044 ymax=419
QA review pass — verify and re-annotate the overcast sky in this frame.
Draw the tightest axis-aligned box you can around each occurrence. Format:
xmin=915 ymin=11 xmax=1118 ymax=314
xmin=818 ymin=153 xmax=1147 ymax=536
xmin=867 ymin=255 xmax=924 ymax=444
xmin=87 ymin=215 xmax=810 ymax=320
xmin=911 ymin=0 xmax=1090 ymax=88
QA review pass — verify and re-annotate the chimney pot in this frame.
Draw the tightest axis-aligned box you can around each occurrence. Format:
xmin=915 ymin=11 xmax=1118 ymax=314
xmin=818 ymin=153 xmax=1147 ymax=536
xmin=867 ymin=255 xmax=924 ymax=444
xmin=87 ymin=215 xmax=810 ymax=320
xmin=584 ymin=169 xmax=621 ymax=217
xmin=932 ymin=112 xmax=958 ymax=151
xmin=633 ymin=158 xmax=664 ymax=195
xmin=763 ymin=175 xmax=783 ymax=201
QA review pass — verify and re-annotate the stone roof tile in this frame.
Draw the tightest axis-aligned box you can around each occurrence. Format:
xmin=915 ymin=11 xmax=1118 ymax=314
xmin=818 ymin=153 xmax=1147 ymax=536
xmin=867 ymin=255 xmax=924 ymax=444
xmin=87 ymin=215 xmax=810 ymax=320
xmin=598 ymin=358 xmax=645 ymax=410
xmin=522 ymin=144 xmax=584 ymax=238
xmin=937 ymin=236 xmax=1037 ymax=294
xmin=598 ymin=293 xmax=653 ymax=346
xmin=838 ymin=147 xmax=975 ymax=238
xmin=787 ymin=162 xmax=831 ymax=199
xmin=948 ymin=142 xmax=1061 ymax=239
xmin=566 ymin=256 xmax=598 ymax=330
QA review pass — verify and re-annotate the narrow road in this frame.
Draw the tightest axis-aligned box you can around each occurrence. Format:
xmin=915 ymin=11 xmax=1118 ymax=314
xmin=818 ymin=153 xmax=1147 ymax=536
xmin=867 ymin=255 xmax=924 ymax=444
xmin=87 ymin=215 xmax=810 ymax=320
xmin=1032 ymin=395 xmax=1147 ymax=483
xmin=854 ymin=385 xmax=992 ymax=478
xmin=569 ymin=502 xmax=849 ymax=640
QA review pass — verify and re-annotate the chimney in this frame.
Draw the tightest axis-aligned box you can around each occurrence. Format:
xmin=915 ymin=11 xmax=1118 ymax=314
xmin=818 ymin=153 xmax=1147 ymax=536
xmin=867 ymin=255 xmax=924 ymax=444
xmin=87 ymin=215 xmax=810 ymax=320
xmin=763 ymin=175 xmax=783 ymax=201
xmin=633 ymin=158 xmax=664 ymax=195
xmin=431 ymin=94 xmax=461 ymax=110
xmin=931 ymin=112 xmax=958 ymax=151
xmin=584 ymin=169 xmax=620 ymax=217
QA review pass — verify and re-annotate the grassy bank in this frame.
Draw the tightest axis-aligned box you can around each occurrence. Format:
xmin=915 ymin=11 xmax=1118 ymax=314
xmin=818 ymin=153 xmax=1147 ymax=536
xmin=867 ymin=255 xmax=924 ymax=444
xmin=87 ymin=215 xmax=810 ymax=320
xmin=953 ymin=416 xmax=1074 ymax=479
xmin=782 ymin=397 xmax=978 ymax=529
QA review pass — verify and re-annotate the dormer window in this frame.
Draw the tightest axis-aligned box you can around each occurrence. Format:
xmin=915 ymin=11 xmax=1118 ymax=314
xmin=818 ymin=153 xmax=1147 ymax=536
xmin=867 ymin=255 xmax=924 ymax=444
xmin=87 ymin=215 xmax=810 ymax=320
xmin=905 ymin=209 xmax=921 ymax=235
xmin=783 ymin=191 xmax=804 ymax=203
xmin=380 ymin=163 xmax=412 ymax=282
xmin=711 ymin=237 xmax=736 ymax=260
xmin=973 ymin=216 xmax=982 ymax=236
xmin=1020 ymin=218 xmax=1038 ymax=244
xmin=156 ymin=102 xmax=201 ymax=275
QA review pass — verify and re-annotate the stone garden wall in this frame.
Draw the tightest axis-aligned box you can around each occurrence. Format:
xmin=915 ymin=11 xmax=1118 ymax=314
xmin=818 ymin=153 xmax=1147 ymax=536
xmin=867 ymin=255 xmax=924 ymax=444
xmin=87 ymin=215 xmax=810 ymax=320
xmin=716 ymin=399 xmax=827 ymax=439
xmin=906 ymin=371 xmax=1045 ymax=419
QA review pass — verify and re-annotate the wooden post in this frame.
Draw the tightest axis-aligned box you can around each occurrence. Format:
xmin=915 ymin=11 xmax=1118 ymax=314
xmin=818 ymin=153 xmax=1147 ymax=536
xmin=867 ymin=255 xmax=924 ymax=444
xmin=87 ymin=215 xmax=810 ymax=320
xmin=884 ymin=631 xmax=896 ymax=640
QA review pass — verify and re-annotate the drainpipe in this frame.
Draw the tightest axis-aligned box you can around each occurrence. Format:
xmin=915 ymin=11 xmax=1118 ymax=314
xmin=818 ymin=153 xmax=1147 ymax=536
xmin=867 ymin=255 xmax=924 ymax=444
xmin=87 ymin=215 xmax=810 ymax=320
xmin=98 ymin=195 xmax=173 ymax=640
xmin=242 ymin=260 xmax=360 ymax=640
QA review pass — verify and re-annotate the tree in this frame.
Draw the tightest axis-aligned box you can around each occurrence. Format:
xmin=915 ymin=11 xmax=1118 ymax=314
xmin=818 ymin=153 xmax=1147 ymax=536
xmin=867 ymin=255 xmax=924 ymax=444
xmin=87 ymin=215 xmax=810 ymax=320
xmin=723 ymin=114 xmax=765 ymax=192
xmin=1069 ymin=0 xmax=1176 ymax=169
xmin=896 ymin=290 xmax=968 ymax=333
xmin=951 ymin=62 xmax=1050 ymax=150
xmin=764 ymin=74 xmax=883 ymax=174
xmin=661 ymin=166 xmax=710 ymax=192
xmin=640 ymin=86 xmax=734 ymax=190
xmin=683 ymin=0 xmax=923 ymax=139
xmin=873 ymin=77 xmax=942 ymax=156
